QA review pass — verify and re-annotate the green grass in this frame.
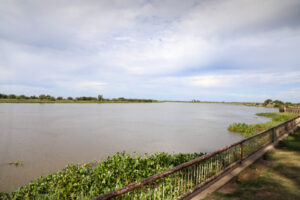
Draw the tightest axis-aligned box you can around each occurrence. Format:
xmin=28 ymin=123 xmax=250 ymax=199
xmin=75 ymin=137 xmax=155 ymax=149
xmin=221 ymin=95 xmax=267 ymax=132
xmin=0 ymin=152 xmax=203 ymax=200
xmin=278 ymin=132 xmax=300 ymax=151
xmin=256 ymin=112 xmax=298 ymax=122
xmin=205 ymin=128 xmax=300 ymax=200
xmin=228 ymin=112 xmax=298 ymax=137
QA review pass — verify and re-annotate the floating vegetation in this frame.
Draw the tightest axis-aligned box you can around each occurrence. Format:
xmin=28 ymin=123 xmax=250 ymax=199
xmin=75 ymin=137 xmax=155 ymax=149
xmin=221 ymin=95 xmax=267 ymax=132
xmin=8 ymin=161 xmax=24 ymax=167
xmin=1 ymin=152 xmax=203 ymax=199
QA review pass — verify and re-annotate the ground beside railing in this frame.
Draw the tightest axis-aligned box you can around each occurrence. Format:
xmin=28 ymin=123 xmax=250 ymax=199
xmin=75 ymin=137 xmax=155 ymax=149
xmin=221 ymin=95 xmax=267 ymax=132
xmin=204 ymin=128 xmax=300 ymax=200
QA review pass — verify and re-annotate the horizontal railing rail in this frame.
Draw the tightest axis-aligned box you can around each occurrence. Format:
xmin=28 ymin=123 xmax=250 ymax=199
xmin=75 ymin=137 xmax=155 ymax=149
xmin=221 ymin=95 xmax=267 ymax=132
xmin=95 ymin=115 xmax=300 ymax=200
xmin=285 ymin=107 xmax=300 ymax=114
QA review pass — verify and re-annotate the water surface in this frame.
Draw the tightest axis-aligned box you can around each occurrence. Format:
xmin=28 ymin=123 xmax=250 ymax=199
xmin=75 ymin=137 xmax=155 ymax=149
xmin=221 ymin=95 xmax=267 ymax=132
xmin=0 ymin=103 xmax=276 ymax=192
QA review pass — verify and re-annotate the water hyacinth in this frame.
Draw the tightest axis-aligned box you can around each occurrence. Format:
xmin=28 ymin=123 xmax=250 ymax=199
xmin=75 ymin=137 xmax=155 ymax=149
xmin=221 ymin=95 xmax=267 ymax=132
xmin=0 ymin=152 xmax=203 ymax=200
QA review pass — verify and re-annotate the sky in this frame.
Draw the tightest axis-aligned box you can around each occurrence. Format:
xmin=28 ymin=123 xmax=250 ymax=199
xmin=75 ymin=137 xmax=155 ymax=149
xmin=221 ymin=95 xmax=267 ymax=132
xmin=0 ymin=0 xmax=300 ymax=102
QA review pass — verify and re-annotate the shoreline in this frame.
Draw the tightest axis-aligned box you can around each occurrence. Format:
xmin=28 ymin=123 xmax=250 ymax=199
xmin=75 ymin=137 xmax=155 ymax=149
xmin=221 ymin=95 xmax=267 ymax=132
xmin=0 ymin=99 xmax=161 ymax=104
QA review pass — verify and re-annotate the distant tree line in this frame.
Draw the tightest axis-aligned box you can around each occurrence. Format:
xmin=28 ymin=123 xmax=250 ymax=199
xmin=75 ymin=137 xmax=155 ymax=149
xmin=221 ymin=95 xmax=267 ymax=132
xmin=0 ymin=93 xmax=39 ymax=100
xmin=0 ymin=93 xmax=156 ymax=102
xmin=263 ymin=99 xmax=295 ymax=107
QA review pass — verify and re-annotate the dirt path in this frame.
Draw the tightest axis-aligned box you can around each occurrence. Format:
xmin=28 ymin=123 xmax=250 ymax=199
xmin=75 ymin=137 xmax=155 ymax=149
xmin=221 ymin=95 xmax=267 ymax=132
xmin=204 ymin=128 xmax=300 ymax=200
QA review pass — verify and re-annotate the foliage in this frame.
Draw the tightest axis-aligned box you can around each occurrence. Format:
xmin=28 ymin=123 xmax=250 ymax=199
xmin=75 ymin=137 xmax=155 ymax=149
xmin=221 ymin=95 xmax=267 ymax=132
xmin=17 ymin=95 xmax=27 ymax=99
xmin=8 ymin=161 xmax=24 ymax=167
xmin=262 ymin=99 xmax=298 ymax=107
xmin=263 ymin=99 xmax=272 ymax=106
xmin=30 ymin=95 xmax=38 ymax=99
xmin=285 ymin=102 xmax=293 ymax=107
xmin=57 ymin=96 xmax=64 ymax=100
xmin=206 ymin=128 xmax=300 ymax=200
xmin=76 ymin=96 xmax=97 ymax=101
xmin=39 ymin=94 xmax=46 ymax=100
xmin=98 ymin=94 xmax=103 ymax=101
xmin=8 ymin=94 xmax=17 ymax=99
xmin=228 ymin=112 xmax=297 ymax=137
xmin=228 ymin=123 xmax=256 ymax=136
xmin=272 ymin=100 xmax=284 ymax=107
xmin=2 ymin=152 xmax=203 ymax=199
xmin=278 ymin=130 xmax=300 ymax=151
xmin=256 ymin=112 xmax=297 ymax=122
xmin=0 ymin=93 xmax=8 ymax=98
xmin=0 ymin=93 xmax=158 ymax=103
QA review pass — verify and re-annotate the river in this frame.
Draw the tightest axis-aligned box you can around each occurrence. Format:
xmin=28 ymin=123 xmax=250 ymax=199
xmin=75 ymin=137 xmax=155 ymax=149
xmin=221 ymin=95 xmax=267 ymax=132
xmin=0 ymin=102 xmax=276 ymax=192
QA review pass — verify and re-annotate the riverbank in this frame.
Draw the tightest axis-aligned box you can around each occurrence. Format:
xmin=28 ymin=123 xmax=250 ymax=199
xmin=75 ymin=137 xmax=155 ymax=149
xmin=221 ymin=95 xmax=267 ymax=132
xmin=0 ymin=99 xmax=160 ymax=103
xmin=0 ymin=152 xmax=203 ymax=199
xmin=0 ymin=93 xmax=159 ymax=103
xmin=190 ymin=101 xmax=300 ymax=108
xmin=228 ymin=112 xmax=298 ymax=137
xmin=205 ymin=128 xmax=300 ymax=200
xmin=190 ymin=101 xmax=264 ymax=107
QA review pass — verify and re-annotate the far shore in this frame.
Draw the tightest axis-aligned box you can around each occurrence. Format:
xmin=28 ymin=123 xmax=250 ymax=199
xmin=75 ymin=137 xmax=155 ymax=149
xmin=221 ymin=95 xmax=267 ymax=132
xmin=1 ymin=99 xmax=299 ymax=109
xmin=0 ymin=99 xmax=161 ymax=104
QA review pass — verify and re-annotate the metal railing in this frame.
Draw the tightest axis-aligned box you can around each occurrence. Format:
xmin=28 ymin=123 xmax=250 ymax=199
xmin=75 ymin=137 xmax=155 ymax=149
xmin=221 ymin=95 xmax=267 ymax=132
xmin=285 ymin=107 xmax=300 ymax=114
xmin=95 ymin=116 xmax=300 ymax=200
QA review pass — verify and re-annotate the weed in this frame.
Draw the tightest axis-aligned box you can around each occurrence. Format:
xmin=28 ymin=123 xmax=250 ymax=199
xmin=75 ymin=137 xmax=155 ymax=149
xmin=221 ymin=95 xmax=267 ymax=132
xmin=228 ymin=112 xmax=297 ymax=137
xmin=2 ymin=152 xmax=203 ymax=199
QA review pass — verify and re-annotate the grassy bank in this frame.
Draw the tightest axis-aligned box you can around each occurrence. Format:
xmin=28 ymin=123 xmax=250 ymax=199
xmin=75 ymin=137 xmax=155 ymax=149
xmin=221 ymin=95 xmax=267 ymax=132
xmin=228 ymin=112 xmax=298 ymax=137
xmin=205 ymin=128 xmax=300 ymax=200
xmin=0 ymin=99 xmax=160 ymax=104
xmin=0 ymin=152 xmax=203 ymax=200
xmin=190 ymin=101 xmax=264 ymax=107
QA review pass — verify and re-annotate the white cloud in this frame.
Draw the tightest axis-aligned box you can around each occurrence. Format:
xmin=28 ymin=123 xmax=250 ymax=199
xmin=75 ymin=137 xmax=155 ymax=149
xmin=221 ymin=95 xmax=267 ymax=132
xmin=0 ymin=84 xmax=50 ymax=95
xmin=0 ymin=0 xmax=300 ymax=101
xmin=188 ymin=75 xmax=228 ymax=87
xmin=54 ymin=81 xmax=107 ymax=92
xmin=151 ymin=71 xmax=300 ymax=89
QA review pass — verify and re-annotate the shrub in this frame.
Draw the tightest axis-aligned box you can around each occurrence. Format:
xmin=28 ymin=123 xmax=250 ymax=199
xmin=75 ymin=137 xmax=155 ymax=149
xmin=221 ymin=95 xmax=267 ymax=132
xmin=263 ymin=99 xmax=273 ymax=106
xmin=8 ymin=94 xmax=17 ymax=99
xmin=39 ymin=94 xmax=46 ymax=100
xmin=56 ymin=96 xmax=64 ymax=100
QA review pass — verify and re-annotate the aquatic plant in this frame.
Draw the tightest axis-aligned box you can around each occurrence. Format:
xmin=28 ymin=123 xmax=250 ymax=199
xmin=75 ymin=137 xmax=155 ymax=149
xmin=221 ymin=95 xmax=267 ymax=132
xmin=8 ymin=161 xmax=24 ymax=167
xmin=228 ymin=112 xmax=298 ymax=137
xmin=1 ymin=152 xmax=203 ymax=199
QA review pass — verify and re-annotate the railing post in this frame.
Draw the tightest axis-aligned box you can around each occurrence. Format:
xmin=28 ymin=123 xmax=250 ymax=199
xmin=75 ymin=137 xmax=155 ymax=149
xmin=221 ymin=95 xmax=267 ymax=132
xmin=272 ymin=128 xmax=275 ymax=143
xmin=239 ymin=142 xmax=243 ymax=163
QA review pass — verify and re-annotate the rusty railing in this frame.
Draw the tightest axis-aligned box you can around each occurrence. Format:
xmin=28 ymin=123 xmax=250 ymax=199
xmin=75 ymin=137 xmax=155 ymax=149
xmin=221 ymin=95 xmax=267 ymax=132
xmin=95 ymin=116 xmax=300 ymax=200
xmin=285 ymin=107 xmax=300 ymax=114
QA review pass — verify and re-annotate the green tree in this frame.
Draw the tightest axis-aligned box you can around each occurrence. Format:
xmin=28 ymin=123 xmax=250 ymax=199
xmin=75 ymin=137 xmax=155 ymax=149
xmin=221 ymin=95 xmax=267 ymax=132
xmin=285 ymin=102 xmax=293 ymax=107
xmin=98 ymin=94 xmax=103 ymax=101
xmin=39 ymin=94 xmax=46 ymax=100
xmin=18 ymin=94 xmax=27 ymax=99
xmin=273 ymin=100 xmax=284 ymax=107
xmin=8 ymin=94 xmax=17 ymax=99
xmin=0 ymin=93 xmax=8 ymax=99
xmin=56 ymin=96 xmax=63 ymax=100
xmin=263 ymin=99 xmax=272 ymax=106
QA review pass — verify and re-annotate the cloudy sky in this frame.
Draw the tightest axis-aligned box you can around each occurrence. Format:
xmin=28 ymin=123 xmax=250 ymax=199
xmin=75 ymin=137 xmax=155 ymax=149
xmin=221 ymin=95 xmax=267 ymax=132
xmin=1 ymin=0 xmax=300 ymax=102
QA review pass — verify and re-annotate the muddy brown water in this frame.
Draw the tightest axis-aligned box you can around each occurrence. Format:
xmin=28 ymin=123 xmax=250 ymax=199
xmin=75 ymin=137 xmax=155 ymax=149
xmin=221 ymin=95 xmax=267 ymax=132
xmin=0 ymin=103 xmax=276 ymax=192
